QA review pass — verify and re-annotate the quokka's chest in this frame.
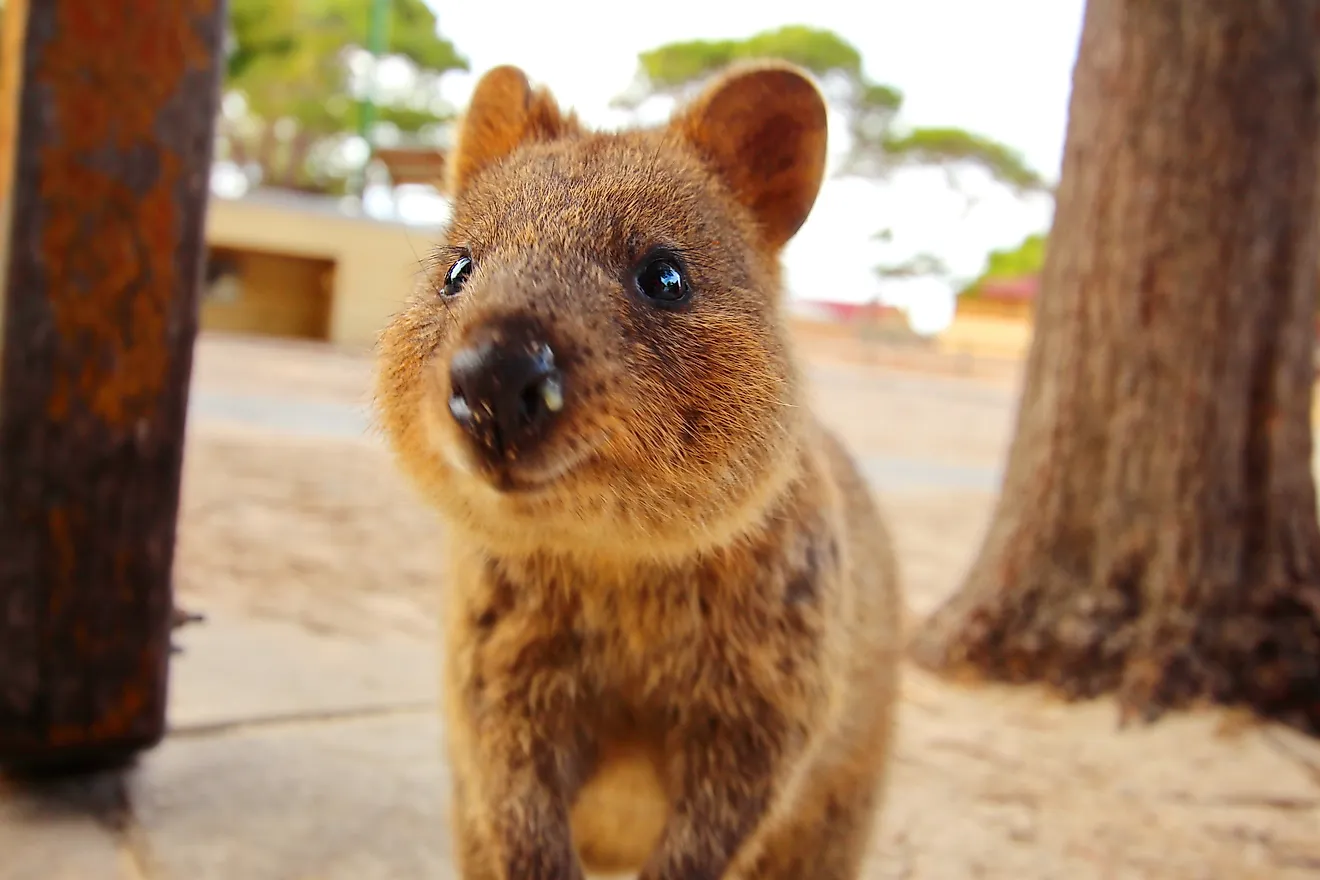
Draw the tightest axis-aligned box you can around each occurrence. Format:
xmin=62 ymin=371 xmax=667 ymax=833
xmin=453 ymin=581 xmax=708 ymax=689
xmin=449 ymin=573 xmax=830 ymax=721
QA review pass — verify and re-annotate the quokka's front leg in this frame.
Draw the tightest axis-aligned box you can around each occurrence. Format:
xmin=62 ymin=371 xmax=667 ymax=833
xmin=636 ymin=693 xmax=806 ymax=880
xmin=451 ymin=686 xmax=591 ymax=880
xmin=444 ymin=609 xmax=594 ymax=880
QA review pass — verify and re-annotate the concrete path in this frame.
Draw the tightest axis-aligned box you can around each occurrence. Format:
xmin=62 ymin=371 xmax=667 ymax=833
xmin=1 ymin=610 xmax=454 ymax=880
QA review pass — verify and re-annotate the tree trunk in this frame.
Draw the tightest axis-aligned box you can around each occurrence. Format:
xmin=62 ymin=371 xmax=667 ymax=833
xmin=0 ymin=0 xmax=223 ymax=771
xmin=911 ymin=0 xmax=1320 ymax=735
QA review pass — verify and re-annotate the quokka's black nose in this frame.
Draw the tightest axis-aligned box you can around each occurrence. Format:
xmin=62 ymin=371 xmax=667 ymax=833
xmin=448 ymin=322 xmax=564 ymax=457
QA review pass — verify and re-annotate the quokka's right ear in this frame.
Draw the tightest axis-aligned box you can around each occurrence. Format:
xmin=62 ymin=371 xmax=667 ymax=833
xmin=446 ymin=65 xmax=576 ymax=196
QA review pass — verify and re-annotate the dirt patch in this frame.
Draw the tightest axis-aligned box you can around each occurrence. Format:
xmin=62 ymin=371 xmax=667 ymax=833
xmin=176 ymin=426 xmax=441 ymax=639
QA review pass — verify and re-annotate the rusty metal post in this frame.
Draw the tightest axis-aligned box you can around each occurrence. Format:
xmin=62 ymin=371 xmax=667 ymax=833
xmin=0 ymin=0 xmax=226 ymax=771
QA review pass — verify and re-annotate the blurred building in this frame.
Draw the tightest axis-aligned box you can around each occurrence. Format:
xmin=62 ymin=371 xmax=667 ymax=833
xmin=202 ymin=187 xmax=441 ymax=348
xmin=937 ymin=275 xmax=1039 ymax=360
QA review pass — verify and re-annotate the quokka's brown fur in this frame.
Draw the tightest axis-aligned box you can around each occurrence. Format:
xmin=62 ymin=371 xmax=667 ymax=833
xmin=374 ymin=59 xmax=902 ymax=879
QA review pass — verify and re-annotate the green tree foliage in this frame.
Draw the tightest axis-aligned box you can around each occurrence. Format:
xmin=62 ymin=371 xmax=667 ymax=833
xmin=618 ymin=26 xmax=1048 ymax=193
xmin=959 ymin=232 xmax=1047 ymax=297
xmin=225 ymin=0 xmax=468 ymax=142
xmin=883 ymin=129 xmax=1046 ymax=197
xmin=220 ymin=0 xmax=467 ymax=195
xmin=629 ymin=25 xmax=865 ymax=90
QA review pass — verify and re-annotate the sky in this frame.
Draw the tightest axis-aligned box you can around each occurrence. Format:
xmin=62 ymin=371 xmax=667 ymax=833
xmin=403 ymin=0 xmax=1087 ymax=333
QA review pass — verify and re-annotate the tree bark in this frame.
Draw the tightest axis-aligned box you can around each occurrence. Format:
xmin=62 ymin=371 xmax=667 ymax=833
xmin=912 ymin=0 xmax=1320 ymax=735
xmin=0 ymin=0 xmax=224 ymax=771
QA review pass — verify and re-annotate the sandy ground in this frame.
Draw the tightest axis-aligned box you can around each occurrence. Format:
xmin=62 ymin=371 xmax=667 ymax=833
xmin=175 ymin=332 xmax=1320 ymax=879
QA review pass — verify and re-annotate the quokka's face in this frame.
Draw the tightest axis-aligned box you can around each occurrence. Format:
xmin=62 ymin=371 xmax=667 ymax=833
xmin=374 ymin=63 xmax=828 ymax=559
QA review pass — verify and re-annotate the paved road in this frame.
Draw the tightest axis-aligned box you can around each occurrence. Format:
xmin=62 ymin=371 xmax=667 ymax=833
xmin=188 ymin=377 xmax=1006 ymax=494
xmin=806 ymin=362 xmax=1017 ymax=409
xmin=190 ymin=389 xmax=376 ymax=444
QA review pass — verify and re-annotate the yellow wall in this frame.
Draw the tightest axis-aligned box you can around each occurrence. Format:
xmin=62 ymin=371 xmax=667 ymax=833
xmin=937 ymin=298 xmax=1036 ymax=360
xmin=955 ymin=296 xmax=1036 ymax=322
xmin=204 ymin=192 xmax=442 ymax=349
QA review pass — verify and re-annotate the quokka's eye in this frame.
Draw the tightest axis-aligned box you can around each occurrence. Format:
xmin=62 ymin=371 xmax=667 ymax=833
xmin=443 ymin=254 xmax=474 ymax=297
xmin=634 ymin=251 xmax=690 ymax=308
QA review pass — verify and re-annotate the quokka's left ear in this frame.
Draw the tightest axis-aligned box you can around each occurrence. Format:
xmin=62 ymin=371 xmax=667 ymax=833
xmin=671 ymin=61 xmax=829 ymax=251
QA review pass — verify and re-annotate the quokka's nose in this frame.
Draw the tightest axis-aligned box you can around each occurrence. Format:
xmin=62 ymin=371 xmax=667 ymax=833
xmin=447 ymin=322 xmax=564 ymax=457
